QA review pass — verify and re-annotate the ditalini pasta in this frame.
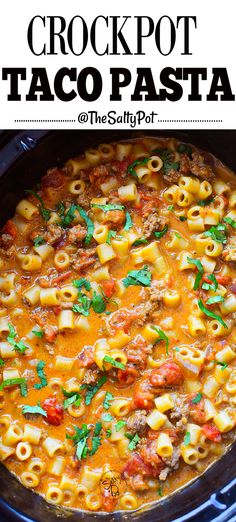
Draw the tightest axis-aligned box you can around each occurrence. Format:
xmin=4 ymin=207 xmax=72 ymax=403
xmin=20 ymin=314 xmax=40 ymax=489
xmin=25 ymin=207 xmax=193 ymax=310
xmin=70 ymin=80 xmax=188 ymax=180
xmin=0 ymin=137 xmax=235 ymax=513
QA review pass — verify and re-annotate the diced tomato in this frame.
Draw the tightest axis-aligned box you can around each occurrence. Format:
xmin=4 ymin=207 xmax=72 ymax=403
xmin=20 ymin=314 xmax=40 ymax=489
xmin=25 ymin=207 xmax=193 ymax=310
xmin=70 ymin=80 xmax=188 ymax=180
xmin=101 ymin=279 xmax=116 ymax=299
xmin=203 ymin=274 xmax=232 ymax=286
xmin=42 ymin=397 xmax=64 ymax=426
xmin=4 ymin=220 xmax=17 ymax=239
xmin=117 ymin=366 xmax=139 ymax=386
xmin=134 ymin=380 xmax=154 ymax=410
xmin=139 ymin=440 xmax=164 ymax=475
xmin=202 ymin=423 xmax=221 ymax=442
xmin=150 ymin=361 xmax=184 ymax=388
xmin=53 ymin=306 xmax=61 ymax=316
xmin=122 ymin=452 xmax=162 ymax=478
xmin=188 ymin=394 xmax=206 ymax=424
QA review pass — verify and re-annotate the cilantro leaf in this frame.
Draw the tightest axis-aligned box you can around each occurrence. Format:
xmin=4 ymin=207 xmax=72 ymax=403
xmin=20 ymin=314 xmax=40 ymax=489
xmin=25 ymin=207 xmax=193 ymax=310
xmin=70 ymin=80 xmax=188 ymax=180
xmin=206 ymin=295 xmax=225 ymax=305
xmin=202 ymin=274 xmax=218 ymax=292
xmin=187 ymin=257 xmax=204 ymax=290
xmin=63 ymin=391 xmax=82 ymax=410
xmin=0 ymin=359 xmax=4 ymax=366
xmin=0 ymin=378 xmax=26 ymax=391
xmin=215 ymin=361 xmax=228 ymax=371
xmin=103 ymin=391 xmax=114 ymax=410
xmin=20 ymin=382 xmax=28 ymax=397
xmin=128 ymin=433 xmax=140 ymax=451
xmin=128 ymin=157 xmax=150 ymax=177
xmin=33 ymin=236 xmax=46 ymax=247
xmin=167 ymin=205 xmax=174 ymax=212
xmin=92 ymin=203 xmax=124 ymax=212
xmin=115 ymin=420 xmax=126 ymax=432
xmin=34 ymin=361 xmax=47 ymax=390
xmin=123 ymin=265 xmax=152 ymax=288
xmin=7 ymin=323 xmax=28 ymax=353
xmin=32 ymin=329 xmax=44 ymax=338
xmin=152 ymin=326 xmax=169 ymax=354
xmin=197 ymin=197 xmax=214 ymax=207
xmin=89 ymin=422 xmax=102 ymax=456
xmin=25 ymin=190 xmax=50 ymax=221
xmin=184 ymin=432 xmax=191 ymax=446
xmin=73 ymin=293 xmax=91 ymax=316
xmin=106 ymin=429 xmax=112 ymax=438
xmin=223 ymin=217 xmax=236 ymax=229
xmin=133 ymin=237 xmax=148 ymax=247
xmin=106 ymin=230 xmax=116 ymax=245
xmin=73 ymin=278 xmax=91 ymax=291
xmin=198 ymin=299 xmax=227 ymax=328
xmin=204 ymin=224 xmax=227 ymax=244
xmin=177 ymin=144 xmax=192 ymax=156
xmin=22 ymin=404 xmax=47 ymax=417
xmin=81 ymin=374 xmax=107 ymax=406
xmin=103 ymin=355 xmax=126 ymax=370
xmin=179 ymin=216 xmax=187 ymax=222
xmin=191 ymin=392 xmax=202 ymax=404
xmin=124 ymin=211 xmax=133 ymax=231
xmin=154 ymin=225 xmax=168 ymax=239
xmin=91 ymin=292 xmax=106 ymax=314
xmin=77 ymin=206 xmax=94 ymax=245
xmin=102 ymin=413 xmax=113 ymax=422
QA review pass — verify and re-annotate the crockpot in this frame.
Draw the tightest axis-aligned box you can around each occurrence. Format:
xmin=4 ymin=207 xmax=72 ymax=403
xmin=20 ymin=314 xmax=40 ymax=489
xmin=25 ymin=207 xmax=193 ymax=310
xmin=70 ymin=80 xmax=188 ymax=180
xmin=0 ymin=129 xmax=235 ymax=522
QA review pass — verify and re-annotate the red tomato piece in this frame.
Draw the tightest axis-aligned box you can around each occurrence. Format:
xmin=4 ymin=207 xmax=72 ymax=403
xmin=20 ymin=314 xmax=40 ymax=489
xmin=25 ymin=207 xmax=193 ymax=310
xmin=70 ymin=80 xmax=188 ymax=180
xmin=42 ymin=397 xmax=64 ymax=426
xmin=202 ymin=423 xmax=222 ymax=442
xmin=150 ymin=361 xmax=184 ymax=387
xmin=101 ymin=279 xmax=116 ymax=299
xmin=117 ymin=366 xmax=139 ymax=386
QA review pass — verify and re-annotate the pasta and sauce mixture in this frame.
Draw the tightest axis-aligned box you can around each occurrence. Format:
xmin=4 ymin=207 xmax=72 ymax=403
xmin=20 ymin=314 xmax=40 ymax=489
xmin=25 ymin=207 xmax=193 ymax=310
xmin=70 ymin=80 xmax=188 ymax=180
xmin=0 ymin=136 xmax=236 ymax=512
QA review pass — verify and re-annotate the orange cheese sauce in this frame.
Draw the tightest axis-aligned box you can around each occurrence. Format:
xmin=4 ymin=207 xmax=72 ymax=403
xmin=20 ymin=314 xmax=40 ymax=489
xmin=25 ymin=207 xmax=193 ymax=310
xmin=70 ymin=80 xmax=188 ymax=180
xmin=0 ymin=136 xmax=235 ymax=513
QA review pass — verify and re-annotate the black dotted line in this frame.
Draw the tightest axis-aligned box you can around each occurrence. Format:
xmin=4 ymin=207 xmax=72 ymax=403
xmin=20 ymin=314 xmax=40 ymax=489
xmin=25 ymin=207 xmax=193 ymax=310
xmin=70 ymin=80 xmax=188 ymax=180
xmin=14 ymin=118 xmax=223 ymax=123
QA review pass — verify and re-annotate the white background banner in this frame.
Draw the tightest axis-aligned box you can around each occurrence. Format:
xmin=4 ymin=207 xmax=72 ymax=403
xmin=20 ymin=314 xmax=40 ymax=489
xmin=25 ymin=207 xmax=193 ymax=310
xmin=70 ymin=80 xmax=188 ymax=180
xmin=0 ymin=0 xmax=235 ymax=129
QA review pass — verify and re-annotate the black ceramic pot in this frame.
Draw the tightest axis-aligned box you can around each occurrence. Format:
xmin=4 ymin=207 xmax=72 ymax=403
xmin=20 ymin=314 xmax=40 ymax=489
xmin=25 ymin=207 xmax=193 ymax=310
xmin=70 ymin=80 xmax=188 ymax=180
xmin=0 ymin=129 xmax=235 ymax=522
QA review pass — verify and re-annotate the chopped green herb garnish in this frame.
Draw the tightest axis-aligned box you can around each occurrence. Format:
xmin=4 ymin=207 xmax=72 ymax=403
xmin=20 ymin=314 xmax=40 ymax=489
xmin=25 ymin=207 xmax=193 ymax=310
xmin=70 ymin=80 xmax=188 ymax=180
xmin=206 ymin=295 xmax=225 ymax=305
xmin=152 ymin=326 xmax=169 ymax=354
xmin=202 ymin=274 xmax=218 ymax=292
xmin=33 ymin=236 xmax=46 ymax=247
xmin=179 ymin=216 xmax=187 ymax=222
xmin=0 ymin=378 xmax=26 ymax=391
xmin=62 ymin=390 xmax=82 ymax=410
xmin=106 ymin=230 xmax=117 ymax=245
xmin=175 ymin=232 xmax=182 ymax=239
xmin=197 ymin=197 xmax=214 ymax=207
xmin=184 ymin=432 xmax=191 ymax=446
xmin=215 ymin=361 xmax=228 ymax=371
xmin=124 ymin=211 xmax=133 ymax=231
xmin=204 ymin=224 xmax=227 ymax=244
xmin=77 ymin=206 xmax=94 ymax=245
xmin=115 ymin=420 xmax=126 ymax=432
xmin=73 ymin=293 xmax=91 ymax=316
xmin=92 ymin=203 xmax=124 ymax=212
xmin=34 ymin=361 xmax=47 ymax=390
xmin=167 ymin=205 xmax=174 ymax=212
xmin=191 ymin=392 xmax=202 ymax=404
xmin=154 ymin=225 xmax=169 ymax=239
xmin=91 ymin=292 xmax=106 ymax=314
xmin=20 ymin=381 xmax=28 ymax=397
xmin=102 ymin=413 xmax=113 ymax=422
xmin=59 ymin=203 xmax=77 ymax=228
xmin=133 ymin=237 xmax=148 ymax=247
xmin=106 ymin=429 xmax=112 ymax=438
xmin=177 ymin=144 xmax=192 ymax=156
xmin=32 ymin=329 xmax=44 ymax=338
xmin=223 ymin=217 xmax=236 ymax=229
xmin=128 ymin=433 xmax=140 ymax=451
xmin=26 ymin=190 xmax=50 ymax=221
xmin=163 ymin=161 xmax=180 ymax=175
xmin=187 ymin=257 xmax=204 ymax=291
xmin=157 ymin=486 xmax=163 ymax=497
xmin=103 ymin=391 xmax=114 ymax=410
xmin=198 ymin=299 xmax=227 ymax=328
xmin=67 ymin=424 xmax=90 ymax=461
xmin=89 ymin=422 xmax=102 ymax=456
xmin=123 ymin=265 xmax=152 ymax=288
xmin=81 ymin=374 xmax=107 ymax=406
xmin=22 ymin=404 xmax=47 ymax=417
xmin=128 ymin=157 xmax=150 ymax=177
xmin=73 ymin=278 xmax=91 ymax=291
xmin=103 ymin=355 xmax=126 ymax=370
xmin=0 ymin=359 xmax=4 ymax=367
xmin=7 ymin=323 xmax=28 ymax=354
